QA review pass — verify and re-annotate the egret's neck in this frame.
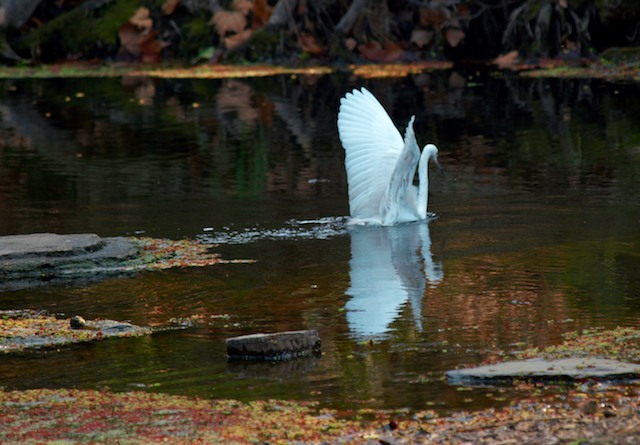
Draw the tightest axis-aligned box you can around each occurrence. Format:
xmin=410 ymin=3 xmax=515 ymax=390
xmin=417 ymin=149 xmax=430 ymax=220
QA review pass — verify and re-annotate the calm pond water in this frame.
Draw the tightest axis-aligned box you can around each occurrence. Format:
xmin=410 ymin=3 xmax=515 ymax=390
xmin=1 ymin=71 xmax=639 ymax=413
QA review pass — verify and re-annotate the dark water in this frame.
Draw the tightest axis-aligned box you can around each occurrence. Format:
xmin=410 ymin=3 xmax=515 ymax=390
xmin=1 ymin=71 xmax=639 ymax=413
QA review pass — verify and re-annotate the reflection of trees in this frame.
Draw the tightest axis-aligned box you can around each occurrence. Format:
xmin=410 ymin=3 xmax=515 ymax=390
xmin=1 ymin=73 xmax=638 ymax=220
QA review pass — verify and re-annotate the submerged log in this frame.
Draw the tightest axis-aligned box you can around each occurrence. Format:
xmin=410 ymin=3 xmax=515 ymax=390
xmin=226 ymin=330 xmax=322 ymax=361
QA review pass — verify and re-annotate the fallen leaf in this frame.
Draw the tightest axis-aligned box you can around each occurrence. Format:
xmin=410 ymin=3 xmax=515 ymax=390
xmin=211 ymin=10 xmax=247 ymax=37
xmin=410 ymin=29 xmax=434 ymax=48
xmin=493 ymin=50 xmax=519 ymax=69
xmin=445 ymin=28 xmax=465 ymax=47
xmin=129 ymin=7 xmax=153 ymax=33
xmin=419 ymin=7 xmax=448 ymax=28
xmin=252 ymin=0 xmax=271 ymax=27
xmin=140 ymin=33 xmax=170 ymax=63
xmin=345 ymin=37 xmax=358 ymax=52
xmin=224 ymin=29 xmax=253 ymax=51
xmin=232 ymin=0 xmax=253 ymax=15
xmin=299 ymin=33 xmax=324 ymax=56
xmin=162 ymin=0 xmax=181 ymax=15
xmin=118 ymin=22 xmax=143 ymax=56
xmin=358 ymin=41 xmax=403 ymax=63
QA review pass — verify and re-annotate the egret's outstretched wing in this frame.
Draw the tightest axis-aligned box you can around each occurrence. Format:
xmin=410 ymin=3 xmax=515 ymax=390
xmin=338 ymin=88 xmax=404 ymax=220
xmin=380 ymin=116 xmax=420 ymax=225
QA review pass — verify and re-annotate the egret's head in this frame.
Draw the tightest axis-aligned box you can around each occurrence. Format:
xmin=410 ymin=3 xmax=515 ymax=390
xmin=423 ymin=144 xmax=445 ymax=176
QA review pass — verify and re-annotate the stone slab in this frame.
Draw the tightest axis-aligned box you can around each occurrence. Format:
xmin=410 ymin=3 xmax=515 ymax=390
xmin=0 ymin=233 xmax=138 ymax=288
xmin=226 ymin=330 xmax=322 ymax=361
xmin=447 ymin=357 xmax=640 ymax=385
xmin=0 ymin=233 xmax=103 ymax=258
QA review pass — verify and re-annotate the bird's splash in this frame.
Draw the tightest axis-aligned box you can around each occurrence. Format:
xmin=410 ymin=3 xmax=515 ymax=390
xmin=197 ymin=217 xmax=349 ymax=245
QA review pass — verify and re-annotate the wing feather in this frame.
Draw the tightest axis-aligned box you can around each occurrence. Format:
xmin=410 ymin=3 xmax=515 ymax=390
xmin=337 ymin=88 xmax=404 ymax=220
xmin=380 ymin=116 xmax=420 ymax=225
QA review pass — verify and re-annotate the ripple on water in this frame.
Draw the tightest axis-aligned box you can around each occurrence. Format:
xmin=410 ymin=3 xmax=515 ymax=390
xmin=197 ymin=216 xmax=350 ymax=245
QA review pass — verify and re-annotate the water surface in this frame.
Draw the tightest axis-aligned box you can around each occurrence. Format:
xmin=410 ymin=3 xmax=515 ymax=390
xmin=1 ymin=72 xmax=639 ymax=412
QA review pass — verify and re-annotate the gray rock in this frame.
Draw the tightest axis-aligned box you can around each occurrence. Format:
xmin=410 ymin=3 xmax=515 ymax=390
xmin=0 ymin=233 xmax=103 ymax=258
xmin=447 ymin=357 xmax=640 ymax=385
xmin=226 ymin=330 xmax=322 ymax=361
xmin=0 ymin=233 xmax=138 ymax=289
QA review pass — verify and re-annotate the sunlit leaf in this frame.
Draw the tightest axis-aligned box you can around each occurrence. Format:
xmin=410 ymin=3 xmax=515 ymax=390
xmin=129 ymin=7 xmax=153 ymax=32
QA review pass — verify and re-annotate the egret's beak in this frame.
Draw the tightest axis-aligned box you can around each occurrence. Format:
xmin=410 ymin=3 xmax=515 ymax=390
xmin=434 ymin=156 xmax=446 ymax=177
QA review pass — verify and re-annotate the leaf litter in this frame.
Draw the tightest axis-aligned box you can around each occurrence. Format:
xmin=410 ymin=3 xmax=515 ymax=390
xmin=1 ymin=327 xmax=640 ymax=443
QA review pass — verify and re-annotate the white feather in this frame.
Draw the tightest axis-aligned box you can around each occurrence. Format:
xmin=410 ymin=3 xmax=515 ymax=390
xmin=338 ymin=87 xmax=440 ymax=225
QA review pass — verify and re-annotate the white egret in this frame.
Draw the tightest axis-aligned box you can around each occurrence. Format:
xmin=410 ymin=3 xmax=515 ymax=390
xmin=338 ymin=87 xmax=443 ymax=226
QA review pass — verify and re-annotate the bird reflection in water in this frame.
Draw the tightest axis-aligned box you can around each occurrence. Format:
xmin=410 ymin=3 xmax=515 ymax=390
xmin=345 ymin=221 xmax=442 ymax=338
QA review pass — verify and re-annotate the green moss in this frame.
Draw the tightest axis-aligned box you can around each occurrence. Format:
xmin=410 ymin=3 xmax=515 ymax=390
xmin=17 ymin=0 xmax=142 ymax=59
xmin=180 ymin=15 xmax=215 ymax=59
xmin=600 ymin=47 xmax=640 ymax=67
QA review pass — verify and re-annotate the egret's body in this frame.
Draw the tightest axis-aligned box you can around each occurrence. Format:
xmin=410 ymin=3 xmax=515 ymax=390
xmin=337 ymin=88 xmax=441 ymax=226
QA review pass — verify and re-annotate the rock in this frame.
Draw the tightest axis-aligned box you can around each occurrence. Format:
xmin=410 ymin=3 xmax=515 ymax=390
xmin=0 ymin=233 xmax=138 ymax=289
xmin=226 ymin=330 xmax=322 ymax=361
xmin=447 ymin=357 xmax=640 ymax=385
xmin=70 ymin=315 xmax=86 ymax=329
xmin=0 ymin=233 xmax=103 ymax=258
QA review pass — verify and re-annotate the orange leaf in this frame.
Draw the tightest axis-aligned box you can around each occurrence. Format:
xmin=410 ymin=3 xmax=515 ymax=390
xmin=211 ymin=11 xmax=247 ymax=37
xmin=299 ymin=33 xmax=324 ymax=56
xmin=162 ymin=0 xmax=181 ymax=15
xmin=140 ymin=33 xmax=170 ymax=63
xmin=224 ymin=29 xmax=253 ymax=51
xmin=252 ymin=0 xmax=271 ymax=27
xmin=492 ymin=50 xmax=519 ymax=69
xmin=345 ymin=37 xmax=357 ymax=52
xmin=129 ymin=7 xmax=153 ymax=33
xmin=119 ymin=22 xmax=143 ymax=56
xmin=419 ymin=7 xmax=447 ymax=28
xmin=445 ymin=28 xmax=465 ymax=47
xmin=358 ymin=41 xmax=403 ymax=63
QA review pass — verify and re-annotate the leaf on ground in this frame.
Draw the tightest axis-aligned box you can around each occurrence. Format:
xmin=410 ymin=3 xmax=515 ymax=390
xmin=211 ymin=10 xmax=247 ymax=37
xmin=352 ymin=61 xmax=453 ymax=78
xmin=493 ymin=50 xmax=519 ymax=69
xmin=162 ymin=0 xmax=181 ymax=15
xmin=358 ymin=41 xmax=403 ymax=63
xmin=419 ymin=7 xmax=448 ymax=28
xmin=2 ymin=386 xmax=640 ymax=444
xmin=445 ymin=28 xmax=465 ymax=47
xmin=224 ymin=28 xmax=253 ymax=51
xmin=0 ymin=311 xmax=151 ymax=353
xmin=232 ymin=0 xmax=254 ymax=15
xmin=299 ymin=33 xmax=324 ymax=56
xmin=410 ymin=29 xmax=434 ymax=48
xmin=118 ymin=22 xmax=144 ymax=56
xmin=252 ymin=0 xmax=271 ymax=27
xmin=129 ymin=7 xmax=153 ymax=33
